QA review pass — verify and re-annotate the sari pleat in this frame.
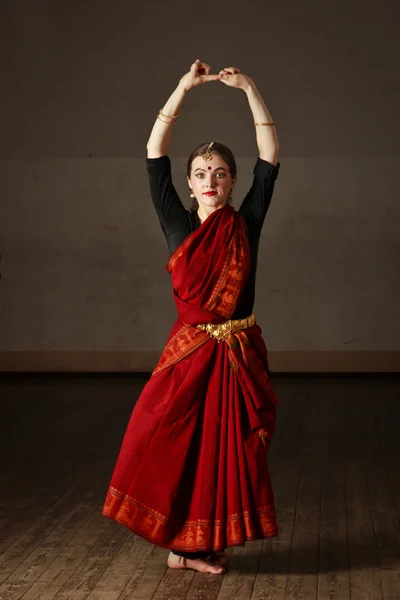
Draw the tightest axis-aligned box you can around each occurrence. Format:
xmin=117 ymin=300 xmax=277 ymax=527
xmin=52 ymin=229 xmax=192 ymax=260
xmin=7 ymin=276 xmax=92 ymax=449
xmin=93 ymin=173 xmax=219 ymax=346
xmin=102 ymin=205 xmax=279 ymax=551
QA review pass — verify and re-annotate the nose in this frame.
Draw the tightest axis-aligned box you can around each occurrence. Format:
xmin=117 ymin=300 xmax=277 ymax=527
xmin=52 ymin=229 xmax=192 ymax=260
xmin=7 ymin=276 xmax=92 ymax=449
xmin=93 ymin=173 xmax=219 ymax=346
xmin=205 ymin=173 xmax=216 ymax=187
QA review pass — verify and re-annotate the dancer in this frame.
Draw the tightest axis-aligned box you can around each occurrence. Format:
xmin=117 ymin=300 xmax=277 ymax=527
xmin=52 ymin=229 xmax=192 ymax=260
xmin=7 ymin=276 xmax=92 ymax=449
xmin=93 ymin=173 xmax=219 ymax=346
xmin=102 ymin=59 xmax=281 ymax=575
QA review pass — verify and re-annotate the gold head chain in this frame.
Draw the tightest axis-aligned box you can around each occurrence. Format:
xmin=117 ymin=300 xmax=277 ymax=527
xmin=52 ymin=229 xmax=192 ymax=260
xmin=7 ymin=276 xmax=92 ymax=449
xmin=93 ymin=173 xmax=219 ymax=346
xmin=201 ymin=141 xmax=214 ymax=161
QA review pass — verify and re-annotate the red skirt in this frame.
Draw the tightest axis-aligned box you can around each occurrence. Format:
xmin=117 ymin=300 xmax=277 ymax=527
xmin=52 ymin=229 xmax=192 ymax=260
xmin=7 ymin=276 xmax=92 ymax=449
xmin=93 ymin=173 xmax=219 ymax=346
xmin=102 ymin=323 xmax=278 ymax=552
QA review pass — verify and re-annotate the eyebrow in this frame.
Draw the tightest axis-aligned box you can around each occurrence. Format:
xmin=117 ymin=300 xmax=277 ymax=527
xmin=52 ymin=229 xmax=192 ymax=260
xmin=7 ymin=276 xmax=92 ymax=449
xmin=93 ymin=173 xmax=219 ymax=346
xmin=194 ymin=167 xmax=227 ymax=173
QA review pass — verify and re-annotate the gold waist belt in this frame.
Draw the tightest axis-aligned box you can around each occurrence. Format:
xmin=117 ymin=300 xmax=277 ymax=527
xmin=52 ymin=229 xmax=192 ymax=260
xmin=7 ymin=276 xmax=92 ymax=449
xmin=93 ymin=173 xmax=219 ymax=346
xmin=196 ymin=313 xmax=256 ymax=343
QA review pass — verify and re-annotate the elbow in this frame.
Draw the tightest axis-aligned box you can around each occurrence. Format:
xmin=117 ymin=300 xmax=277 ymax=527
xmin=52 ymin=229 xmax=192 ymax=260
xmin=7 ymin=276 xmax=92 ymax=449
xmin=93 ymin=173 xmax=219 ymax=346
xmin=271 ymin=147 xmax=279 ymax=166
xmin=259 ymin=148 xmax=279 ymax=166
xmin=271 ymin=152 xmax=279 ymax=167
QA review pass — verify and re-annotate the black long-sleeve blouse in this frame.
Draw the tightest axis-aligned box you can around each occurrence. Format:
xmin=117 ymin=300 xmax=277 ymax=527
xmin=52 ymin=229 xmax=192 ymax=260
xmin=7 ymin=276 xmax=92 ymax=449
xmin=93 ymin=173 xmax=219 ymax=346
xmin=146 ymin=155 xmax=280 ymax=319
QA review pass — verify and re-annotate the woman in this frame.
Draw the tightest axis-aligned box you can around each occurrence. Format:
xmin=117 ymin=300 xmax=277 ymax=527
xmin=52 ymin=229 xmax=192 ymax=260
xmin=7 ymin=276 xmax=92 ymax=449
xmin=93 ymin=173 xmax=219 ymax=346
xmin=102 ymin=59 xmax=281 ymax=575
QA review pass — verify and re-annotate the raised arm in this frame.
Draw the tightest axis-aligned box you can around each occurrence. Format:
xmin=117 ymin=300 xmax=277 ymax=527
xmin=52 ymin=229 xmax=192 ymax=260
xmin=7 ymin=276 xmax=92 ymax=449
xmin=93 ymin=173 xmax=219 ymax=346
xmin=219 ymin=67 xmax=279 ymax=166
xmin=146 ymin=59 xmax=220 ymax=158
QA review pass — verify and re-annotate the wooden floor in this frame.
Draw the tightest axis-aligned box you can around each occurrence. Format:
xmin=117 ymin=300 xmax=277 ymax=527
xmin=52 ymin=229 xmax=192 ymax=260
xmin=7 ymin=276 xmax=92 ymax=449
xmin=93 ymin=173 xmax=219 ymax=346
xmin=0 ymin=374 xmax=399 ymax=600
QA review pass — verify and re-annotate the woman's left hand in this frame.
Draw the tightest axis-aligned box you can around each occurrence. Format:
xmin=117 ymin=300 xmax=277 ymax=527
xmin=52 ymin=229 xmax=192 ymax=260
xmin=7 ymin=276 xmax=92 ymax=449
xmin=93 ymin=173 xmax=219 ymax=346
xmin=218 ymin=66 xmax=253 ymax=91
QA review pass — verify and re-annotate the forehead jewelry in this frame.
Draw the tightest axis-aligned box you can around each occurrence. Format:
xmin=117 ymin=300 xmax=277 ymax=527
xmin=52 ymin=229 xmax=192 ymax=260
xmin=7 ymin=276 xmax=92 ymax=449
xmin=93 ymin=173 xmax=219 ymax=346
xmin=201 ymin=141 xmax=214 ymax=161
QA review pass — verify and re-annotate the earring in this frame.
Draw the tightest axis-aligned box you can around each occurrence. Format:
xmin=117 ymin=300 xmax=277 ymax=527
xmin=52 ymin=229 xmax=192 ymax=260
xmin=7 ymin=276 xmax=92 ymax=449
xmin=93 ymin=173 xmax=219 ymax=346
xmin=190 ymin=192 xmax=195 ymax=198
xmin=227 ymin=189 xmax=234 ymax=206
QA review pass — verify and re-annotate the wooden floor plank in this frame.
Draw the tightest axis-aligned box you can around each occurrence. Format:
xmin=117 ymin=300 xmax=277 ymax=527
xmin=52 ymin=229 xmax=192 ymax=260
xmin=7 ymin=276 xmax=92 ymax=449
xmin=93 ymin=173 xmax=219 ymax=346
xmin=0 ymin=481 xmax=99 ymax=585
xmin=44 ymin=516 xmax=129 ymax=600
xmin=375 ymin=380 xmax=400 ymax=455
xmin=250 ymin=461 xmax=299 ymax=600
xmin=19 ymin=512 xmax=110 ymax=600
xmin=83 ymin=536 xmax=156 ymax=600
xmin=327 ymin=383 xmax=347 ymax=459
xmin=117 ymin=545 xmax=168 ymax=600
xmin=1 ymin=375 xmax=399 ymax=600
xmin=0 ymin=507 xmax=101 ymax=600
xmin=366 ymin=461 xmax=400 ymax=600
xmin=0 ymin=472 xmax=91 ymax=557
xmin=317 ymin=460 xmax=350 ymax=600
xmin=216 ymin=541 xmax=262 ymax=600
xmin=284 ymin=479 xmax=321 ymax=600
xmin=345 ymin=460 xmax=384 ymax=600
xmin=270 ymin=379 xmax=303 ymax=459
xmin=184 ymin=567 xmax=225 ymax=600
xmin=151 ymin=567 xmax=196 ymax=600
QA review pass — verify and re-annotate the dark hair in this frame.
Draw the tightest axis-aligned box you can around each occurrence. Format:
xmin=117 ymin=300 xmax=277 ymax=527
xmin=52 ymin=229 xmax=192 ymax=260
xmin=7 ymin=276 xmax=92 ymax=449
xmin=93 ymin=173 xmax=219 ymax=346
xmin=186 ymin=142 xmax=237 ymax=179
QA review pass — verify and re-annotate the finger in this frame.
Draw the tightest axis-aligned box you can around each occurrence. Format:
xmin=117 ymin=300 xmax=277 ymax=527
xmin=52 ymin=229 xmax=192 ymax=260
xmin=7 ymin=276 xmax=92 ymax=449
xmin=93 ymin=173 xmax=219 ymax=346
xmin=199 ymin=67 xmax=212 ymax=76
xmin=197 ymin=62 xmax=212 ymax=76
xmin=218 ymin=76 xmax=236 ymax=86
xmin=195 ymin=60 xmax=211 ymax=69
xmin=220 ymin=69 xmax=240 ymax=76
xmin=224 ymin=66 xmax=241 ymax=73
xmin=203 ymin=74 xmax=220 ymax=82
xmin=191 ymin=58 xmax=204 ymax=71
xmin=219 ymin=78 xmax=234 ymax=86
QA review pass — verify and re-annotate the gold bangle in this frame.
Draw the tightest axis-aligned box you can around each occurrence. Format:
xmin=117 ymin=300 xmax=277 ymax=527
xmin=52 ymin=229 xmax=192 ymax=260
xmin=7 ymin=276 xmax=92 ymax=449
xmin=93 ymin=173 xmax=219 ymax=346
xmin=159 ymin=109 xmax=180 ymax=120
xmin=254 ymin=121 xmax=275 ymax=126
xmin=157 ymin=114 xmax=176 ymax=125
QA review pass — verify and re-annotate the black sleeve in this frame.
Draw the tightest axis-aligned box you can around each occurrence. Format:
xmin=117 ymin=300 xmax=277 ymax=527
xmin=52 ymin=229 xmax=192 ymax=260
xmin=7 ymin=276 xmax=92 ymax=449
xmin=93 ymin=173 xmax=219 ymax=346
xmin=238 ymin=157 xmax=280 ymax=233
xmin=145 ymin=155 xmax=190 ymax=250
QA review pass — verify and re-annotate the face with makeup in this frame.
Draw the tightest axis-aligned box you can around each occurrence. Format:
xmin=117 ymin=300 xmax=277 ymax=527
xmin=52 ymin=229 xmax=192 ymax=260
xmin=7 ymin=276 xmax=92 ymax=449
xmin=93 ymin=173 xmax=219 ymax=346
xmin=187 ymin=152 xmax=237 ymax=211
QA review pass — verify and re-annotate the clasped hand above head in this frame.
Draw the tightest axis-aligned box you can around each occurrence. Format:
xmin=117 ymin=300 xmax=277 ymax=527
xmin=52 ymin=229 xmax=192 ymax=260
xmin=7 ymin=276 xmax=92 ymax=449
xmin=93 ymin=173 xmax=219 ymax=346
xmin=147 ymin=58 xmax=277 ymax=163
xmin=180 ymin=59 xmax=253 ymax=93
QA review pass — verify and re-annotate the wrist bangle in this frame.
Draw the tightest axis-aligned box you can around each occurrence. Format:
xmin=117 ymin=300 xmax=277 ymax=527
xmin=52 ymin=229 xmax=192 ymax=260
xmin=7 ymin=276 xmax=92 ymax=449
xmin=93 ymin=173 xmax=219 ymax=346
xmin=254 ymin=122 xmax=275 ymax=126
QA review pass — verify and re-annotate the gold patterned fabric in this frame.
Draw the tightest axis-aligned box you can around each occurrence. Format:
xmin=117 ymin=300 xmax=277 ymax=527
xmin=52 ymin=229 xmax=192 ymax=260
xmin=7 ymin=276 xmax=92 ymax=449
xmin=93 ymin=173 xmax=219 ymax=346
xmin=196 ymin=313 xmax=256 ymax=343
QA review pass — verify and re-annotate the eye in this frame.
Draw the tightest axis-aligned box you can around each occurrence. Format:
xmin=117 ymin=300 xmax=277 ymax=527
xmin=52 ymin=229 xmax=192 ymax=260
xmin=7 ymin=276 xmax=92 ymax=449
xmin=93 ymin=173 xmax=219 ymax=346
xmin=195 ymin=172 xmax=226 ymax=179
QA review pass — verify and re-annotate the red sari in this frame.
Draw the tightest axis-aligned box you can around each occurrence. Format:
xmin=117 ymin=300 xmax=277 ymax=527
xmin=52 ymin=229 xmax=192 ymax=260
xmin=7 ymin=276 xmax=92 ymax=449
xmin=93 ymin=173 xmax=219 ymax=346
xmin=102 ymin=204 xmax=279 ymax=552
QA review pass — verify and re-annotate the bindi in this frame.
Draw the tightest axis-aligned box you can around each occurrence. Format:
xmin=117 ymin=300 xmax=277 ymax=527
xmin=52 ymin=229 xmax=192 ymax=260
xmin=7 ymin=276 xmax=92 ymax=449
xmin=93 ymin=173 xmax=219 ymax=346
xmin=208 ymin=166 xmax=212 ymax=170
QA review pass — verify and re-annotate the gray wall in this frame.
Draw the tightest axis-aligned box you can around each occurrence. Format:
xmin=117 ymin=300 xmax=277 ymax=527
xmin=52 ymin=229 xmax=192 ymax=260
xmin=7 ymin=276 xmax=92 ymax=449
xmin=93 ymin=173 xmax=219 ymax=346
xmin=1 ymin=0 xmax=399 ymax=356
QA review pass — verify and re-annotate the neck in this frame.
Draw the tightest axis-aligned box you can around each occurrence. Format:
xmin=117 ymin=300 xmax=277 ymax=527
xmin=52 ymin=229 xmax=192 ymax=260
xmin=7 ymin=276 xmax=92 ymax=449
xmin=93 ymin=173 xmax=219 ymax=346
xmin=197 ymin=204 xmax=224 ymax=224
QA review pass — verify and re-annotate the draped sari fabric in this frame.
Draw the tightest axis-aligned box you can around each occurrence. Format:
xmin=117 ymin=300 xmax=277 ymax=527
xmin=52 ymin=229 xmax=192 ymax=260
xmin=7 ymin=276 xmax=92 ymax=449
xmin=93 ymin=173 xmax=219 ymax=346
xmin=102 ymin=205 xmax=279 ymax=552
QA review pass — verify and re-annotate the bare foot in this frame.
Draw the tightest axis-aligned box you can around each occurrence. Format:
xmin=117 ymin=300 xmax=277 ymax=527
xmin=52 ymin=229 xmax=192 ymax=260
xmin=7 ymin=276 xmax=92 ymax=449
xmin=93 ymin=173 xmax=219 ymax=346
xmin=167 ymin=551 xmax=225 ymax=574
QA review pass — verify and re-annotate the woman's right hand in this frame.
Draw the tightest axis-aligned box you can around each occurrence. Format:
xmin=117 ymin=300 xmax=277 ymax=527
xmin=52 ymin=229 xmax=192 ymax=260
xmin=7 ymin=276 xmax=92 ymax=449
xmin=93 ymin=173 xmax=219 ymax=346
xmin=179 ymin=59 xmax=220 ymax=92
